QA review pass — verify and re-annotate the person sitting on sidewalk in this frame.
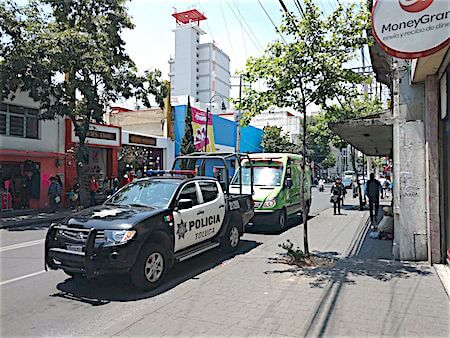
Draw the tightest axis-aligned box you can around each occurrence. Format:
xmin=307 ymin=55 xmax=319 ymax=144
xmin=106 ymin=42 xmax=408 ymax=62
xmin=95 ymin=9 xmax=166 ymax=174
xmin=365 ymin=173 xmax=382 ymax=224
xmin=330 ymin=178 xmax=345 ymax=215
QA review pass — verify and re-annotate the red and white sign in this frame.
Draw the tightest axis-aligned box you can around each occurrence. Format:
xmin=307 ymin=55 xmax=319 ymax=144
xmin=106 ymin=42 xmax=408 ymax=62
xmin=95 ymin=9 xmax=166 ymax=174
xmin=372 ymin=0 xmax=450 ymax=59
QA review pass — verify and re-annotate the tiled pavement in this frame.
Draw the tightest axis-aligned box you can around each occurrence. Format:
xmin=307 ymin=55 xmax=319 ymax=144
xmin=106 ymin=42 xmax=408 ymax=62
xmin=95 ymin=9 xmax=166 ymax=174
xmin=108 ymin=201 xmax=450 ymax=337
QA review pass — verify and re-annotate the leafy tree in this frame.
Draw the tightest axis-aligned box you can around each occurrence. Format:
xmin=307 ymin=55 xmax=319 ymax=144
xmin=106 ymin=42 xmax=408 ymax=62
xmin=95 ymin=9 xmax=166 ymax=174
xmin=306 ymin=114 xmax=333 ymax=165
xmin=261 ymin=126 xmax=300 ymax=153
xmin=321 ymin=153 xmax=336 ymax=170
xmin=239 ymin=0 xmax=370 ymax=256
xmin=0 ymin=0 xmax=164 ymax=189
xmin=180 ymin=97 xmax=195 ymax=155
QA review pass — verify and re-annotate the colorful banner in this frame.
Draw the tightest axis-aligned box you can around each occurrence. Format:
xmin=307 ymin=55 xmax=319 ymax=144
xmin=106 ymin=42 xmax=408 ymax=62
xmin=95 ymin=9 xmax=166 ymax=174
xmin=191 ymin=107 xmax=216 ymax=152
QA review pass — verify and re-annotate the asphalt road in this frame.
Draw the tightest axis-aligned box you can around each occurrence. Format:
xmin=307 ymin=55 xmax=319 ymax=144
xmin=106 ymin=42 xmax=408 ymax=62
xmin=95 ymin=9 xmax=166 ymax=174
xmin=0 ymin=187 xmax=330 ymax=336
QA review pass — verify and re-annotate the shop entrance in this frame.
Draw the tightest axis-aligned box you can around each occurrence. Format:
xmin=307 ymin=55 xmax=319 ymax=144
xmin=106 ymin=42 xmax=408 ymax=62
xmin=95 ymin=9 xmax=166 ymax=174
xmin=0 ymin=160 xmax=40 ymax=210
xmin=119 ymin=146 xmax=163 ymax=179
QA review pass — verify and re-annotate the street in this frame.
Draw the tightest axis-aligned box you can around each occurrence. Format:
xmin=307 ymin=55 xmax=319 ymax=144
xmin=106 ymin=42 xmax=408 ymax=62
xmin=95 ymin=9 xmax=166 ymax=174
xmin=1 ymin=188 xmax=448 ymax=337
xmin=0 ymin=188 xmax=329 ymax=336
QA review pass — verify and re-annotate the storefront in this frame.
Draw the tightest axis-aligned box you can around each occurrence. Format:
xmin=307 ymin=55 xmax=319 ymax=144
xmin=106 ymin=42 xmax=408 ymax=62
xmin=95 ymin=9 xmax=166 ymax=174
xmin=119 ymin=131 xmax=175 ymax=178
xmin=64 ymin=120 xmax=121 ymax=205
xmin=0 ymin=150 xmax=65 ymax=210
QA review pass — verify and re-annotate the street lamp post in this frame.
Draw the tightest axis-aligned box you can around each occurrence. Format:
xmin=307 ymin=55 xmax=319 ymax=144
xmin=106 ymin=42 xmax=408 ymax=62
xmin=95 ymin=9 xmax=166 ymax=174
xmin=205 ymin=94 xmax=226 ymax=152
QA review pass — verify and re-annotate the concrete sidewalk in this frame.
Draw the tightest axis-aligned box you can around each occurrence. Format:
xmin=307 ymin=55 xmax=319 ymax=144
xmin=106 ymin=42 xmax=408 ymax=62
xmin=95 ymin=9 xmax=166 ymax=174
xmin=111 ymin=200 xmax=449 ymax=337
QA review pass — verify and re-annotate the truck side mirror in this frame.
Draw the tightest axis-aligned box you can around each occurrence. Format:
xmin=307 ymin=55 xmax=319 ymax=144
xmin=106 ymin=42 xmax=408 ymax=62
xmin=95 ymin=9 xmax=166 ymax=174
xmin=284 ymin=178 xmax=293 ymax=189
xmin=177 ymin=198 xmax=193 ymax=210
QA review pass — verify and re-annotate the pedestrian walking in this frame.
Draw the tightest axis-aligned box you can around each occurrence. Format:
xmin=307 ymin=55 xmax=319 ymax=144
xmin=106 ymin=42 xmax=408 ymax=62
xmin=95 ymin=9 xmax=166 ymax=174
xmin=365 ymin=173 xmax=382 ymax=224
xmin=330 ymin=178 xmax=345 ymax=215
xmin=89 ymin=176 xmax=99 ymax=207
xmin=69 ymin=178 xmax=80 ymax=210
xmin=48 ymin=176 xmax=61 ymax=212
xmin=318 ymin=178 xmax=325 ymax=192
xmin=383 ymin=178 xmax=391 ymax=198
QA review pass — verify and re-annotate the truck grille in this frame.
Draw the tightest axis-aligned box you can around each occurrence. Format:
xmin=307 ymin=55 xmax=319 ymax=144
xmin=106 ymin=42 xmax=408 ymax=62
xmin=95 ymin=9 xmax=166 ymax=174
xmin=58 ymin=228 xmax=105 ymax=243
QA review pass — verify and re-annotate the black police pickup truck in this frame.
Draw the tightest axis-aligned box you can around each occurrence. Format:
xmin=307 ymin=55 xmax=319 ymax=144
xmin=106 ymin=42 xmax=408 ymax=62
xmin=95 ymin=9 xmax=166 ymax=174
xmin=45 ymin=153 xmax=254 ymax=290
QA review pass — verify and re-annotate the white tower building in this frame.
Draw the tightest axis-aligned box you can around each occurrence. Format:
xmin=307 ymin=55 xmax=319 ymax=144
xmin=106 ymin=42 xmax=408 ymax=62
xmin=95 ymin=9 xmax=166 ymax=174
xmin=169 ymin=9 xmax=230 ymax=108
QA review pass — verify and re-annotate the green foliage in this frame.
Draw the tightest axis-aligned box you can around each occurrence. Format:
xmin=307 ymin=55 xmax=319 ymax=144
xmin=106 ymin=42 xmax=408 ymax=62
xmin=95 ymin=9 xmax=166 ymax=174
xmin=306 ymin=114 xmax=333 ymax=164
xmin=239 ymin=0 xmax=370 ymax=125
xmin=0 ymin=0 xmax=165 ymax=164
xmin=180 ymin=97 xmax=195 ymax=156
xmin=279 ymin=240 xmax=306 ymax=262
xmin=261 ymin=126 xmax=300 ymax=153
xmin=322 ymin=153 xmax=336 ymax=170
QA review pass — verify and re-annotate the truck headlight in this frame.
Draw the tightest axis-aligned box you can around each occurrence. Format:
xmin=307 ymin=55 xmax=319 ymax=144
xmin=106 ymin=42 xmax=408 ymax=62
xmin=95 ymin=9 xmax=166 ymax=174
xmin=104 ymin=230 xmax=136 ymax=246
xmin=263 ymin=198 xmax=276 ymax=208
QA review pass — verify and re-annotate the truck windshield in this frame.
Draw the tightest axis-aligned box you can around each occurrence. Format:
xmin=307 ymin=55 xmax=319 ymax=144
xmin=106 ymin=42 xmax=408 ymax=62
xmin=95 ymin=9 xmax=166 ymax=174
xmin=231 ymin=164 xmax=283 ymax=187
xmin=106 ymin=180 xmax=180 ymax=208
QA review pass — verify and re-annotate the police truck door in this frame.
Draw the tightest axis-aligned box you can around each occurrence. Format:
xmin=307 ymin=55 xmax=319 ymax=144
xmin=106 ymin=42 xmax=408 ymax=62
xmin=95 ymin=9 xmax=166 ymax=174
xmin=173 ymin=182 xmax=202 ymax=252
xmin=197 ymin=181 xmax=225 ymax=242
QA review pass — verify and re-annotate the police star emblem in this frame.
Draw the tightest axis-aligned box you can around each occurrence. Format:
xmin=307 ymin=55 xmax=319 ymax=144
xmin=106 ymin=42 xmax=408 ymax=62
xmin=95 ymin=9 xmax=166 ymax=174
xmin=177 ymin=220 xmax=188 ymax=239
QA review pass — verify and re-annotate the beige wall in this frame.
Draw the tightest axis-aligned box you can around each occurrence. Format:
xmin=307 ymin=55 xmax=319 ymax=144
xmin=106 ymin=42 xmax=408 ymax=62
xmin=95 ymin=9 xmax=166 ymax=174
xmin=109 ymin=108 xmax=164 ymax=136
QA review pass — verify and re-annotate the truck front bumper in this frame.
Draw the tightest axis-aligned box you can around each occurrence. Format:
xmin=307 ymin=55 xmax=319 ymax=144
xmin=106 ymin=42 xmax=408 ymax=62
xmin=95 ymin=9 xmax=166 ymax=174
xmin=251 ymin=209 xmax=280 ymax=227
xmin=45 ymin=224 xmax=139 ymax=278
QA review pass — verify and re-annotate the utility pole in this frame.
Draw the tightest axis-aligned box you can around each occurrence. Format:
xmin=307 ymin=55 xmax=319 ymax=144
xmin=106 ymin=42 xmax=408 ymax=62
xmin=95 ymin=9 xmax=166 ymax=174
xmin=236 ymin=74 xmax=242 ymax=153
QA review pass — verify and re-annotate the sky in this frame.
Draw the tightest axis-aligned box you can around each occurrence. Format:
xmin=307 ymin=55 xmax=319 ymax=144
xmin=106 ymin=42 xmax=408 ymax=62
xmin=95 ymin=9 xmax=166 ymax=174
xmin=122 ymin=0 xmax=370 ymax=108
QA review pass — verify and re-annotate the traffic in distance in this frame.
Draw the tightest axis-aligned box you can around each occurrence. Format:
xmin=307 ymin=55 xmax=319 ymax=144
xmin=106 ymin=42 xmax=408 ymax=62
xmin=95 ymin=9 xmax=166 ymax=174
xmin=45 ymin=152 xmax=311 ymax=290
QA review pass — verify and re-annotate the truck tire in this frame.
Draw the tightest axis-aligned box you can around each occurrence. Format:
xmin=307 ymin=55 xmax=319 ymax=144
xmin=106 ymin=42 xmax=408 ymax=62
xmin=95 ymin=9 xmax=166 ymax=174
xmin=221 ymin=224 xmax=240 ymax=252
xmin=131 ymin=243 xmax=168 ymax=291
xmin=278 ymin=208 xmax=287 ymax=231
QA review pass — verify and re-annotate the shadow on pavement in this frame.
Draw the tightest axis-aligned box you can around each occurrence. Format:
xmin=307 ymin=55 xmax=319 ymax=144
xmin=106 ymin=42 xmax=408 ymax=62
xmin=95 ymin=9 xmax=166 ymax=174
xmin=50 ymin=239 xmax=261 ymax=305
xmin=246 ymin=214 xmax=317 ymax=235
xmin=265 ymin=256 xmax=431 ymax=288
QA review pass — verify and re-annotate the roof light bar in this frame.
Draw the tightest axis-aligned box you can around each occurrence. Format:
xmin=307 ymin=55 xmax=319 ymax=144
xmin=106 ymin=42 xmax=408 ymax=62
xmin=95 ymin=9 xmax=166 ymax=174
xmin=146 ymin=170 xmax=197 ymax=177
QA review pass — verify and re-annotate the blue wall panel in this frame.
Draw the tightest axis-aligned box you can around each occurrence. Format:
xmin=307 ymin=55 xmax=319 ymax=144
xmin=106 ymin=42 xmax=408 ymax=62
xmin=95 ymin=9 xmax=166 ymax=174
xmin=173 ymin=105 xmax=263 ymax=155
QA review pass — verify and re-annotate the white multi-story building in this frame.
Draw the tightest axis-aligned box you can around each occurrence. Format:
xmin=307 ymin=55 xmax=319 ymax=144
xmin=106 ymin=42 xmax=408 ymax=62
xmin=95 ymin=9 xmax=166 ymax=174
xmin=249 ymin=110 xmax=301 ymax=144
xmin=168 ymin=9 xmax=231 ymax=109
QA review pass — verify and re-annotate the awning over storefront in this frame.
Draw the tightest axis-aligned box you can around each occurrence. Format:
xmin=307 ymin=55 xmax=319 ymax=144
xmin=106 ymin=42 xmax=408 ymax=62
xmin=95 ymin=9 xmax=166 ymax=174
xmin=328 ymin=111 xmax=393 ymax=156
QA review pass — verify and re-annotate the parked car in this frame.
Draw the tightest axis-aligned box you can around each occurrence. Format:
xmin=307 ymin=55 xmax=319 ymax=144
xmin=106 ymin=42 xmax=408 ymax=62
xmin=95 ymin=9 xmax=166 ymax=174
xmin=45 ymin=153 xmax=254 ymax=290
xmin=342 ymin=177 xmax=353 ymax=189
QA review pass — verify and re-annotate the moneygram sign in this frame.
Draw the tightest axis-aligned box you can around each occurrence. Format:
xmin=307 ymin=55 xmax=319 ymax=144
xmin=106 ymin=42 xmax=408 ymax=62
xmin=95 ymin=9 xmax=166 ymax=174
xmin=372 ymin=0 xmax=450 ymax=59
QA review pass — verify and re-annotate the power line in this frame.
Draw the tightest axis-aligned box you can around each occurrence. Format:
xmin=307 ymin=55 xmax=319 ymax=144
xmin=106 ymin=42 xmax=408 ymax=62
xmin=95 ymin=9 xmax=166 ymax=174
xmin=232 ymin=1 xmax=265 ymax=52
xmin=226 ymin=1 xmax=262 ymax=53
xmin=220 ymin=1 xmax=237 ymax=63
xmin=257 ymin=0 xmax=287 ymax=44
xmin=294 ymin=0 xmax=305 ymax=18
xmin=196 ymin=1 xmax=215 ymax=42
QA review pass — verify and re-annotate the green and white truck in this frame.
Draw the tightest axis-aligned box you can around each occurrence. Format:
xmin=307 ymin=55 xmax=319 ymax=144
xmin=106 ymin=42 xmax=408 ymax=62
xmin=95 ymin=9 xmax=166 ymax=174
xmin=230 ymin=153 xmax=312 ymax=231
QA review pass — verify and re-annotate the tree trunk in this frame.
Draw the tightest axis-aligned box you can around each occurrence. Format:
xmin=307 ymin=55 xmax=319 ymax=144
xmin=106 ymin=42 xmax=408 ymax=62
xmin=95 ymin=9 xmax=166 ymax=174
xmin=300 ymin=99 xmax=309 ymax=257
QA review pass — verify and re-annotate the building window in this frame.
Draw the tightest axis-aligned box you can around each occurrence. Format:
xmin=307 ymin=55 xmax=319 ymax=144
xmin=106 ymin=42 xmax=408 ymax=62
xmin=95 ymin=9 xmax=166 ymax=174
xmin=0 ymin=103 xmax=39 ymax=139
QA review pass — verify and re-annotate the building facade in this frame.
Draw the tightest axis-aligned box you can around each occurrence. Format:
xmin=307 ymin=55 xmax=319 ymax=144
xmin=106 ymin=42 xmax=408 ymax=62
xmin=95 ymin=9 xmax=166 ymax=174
xmin=168 ymin=10 xmax=231 ymax=107
xmin=249 ymin=110 xmax=301 ymax=143
xmin=0 ymin=92 xmax=66 ymax=210
xmin=330 ymin=1 xmax=449 ymax=264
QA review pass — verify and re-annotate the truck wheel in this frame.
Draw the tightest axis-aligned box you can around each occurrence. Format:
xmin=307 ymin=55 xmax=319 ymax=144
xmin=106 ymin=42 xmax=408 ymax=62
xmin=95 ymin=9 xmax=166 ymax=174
xmin=131 ymin=243 xmax=168 ymax=291
xmin=222 ymin=224 xmax=240 ymax=252
xmin=278 ymin=209 xmax=287 ymax=231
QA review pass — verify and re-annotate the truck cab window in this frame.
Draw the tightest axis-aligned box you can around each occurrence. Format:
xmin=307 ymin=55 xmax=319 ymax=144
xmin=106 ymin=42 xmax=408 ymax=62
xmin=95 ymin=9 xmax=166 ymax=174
xmin=199 ymin=181 xmax=219 ymax=203
xmin=178 ymin=183 xmax=199 ymax=206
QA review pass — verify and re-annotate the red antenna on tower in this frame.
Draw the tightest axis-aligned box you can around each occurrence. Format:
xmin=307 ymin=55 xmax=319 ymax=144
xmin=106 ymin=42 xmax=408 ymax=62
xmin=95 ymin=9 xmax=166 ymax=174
xmin=172 ymin=9 xmax=207 ymax=26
